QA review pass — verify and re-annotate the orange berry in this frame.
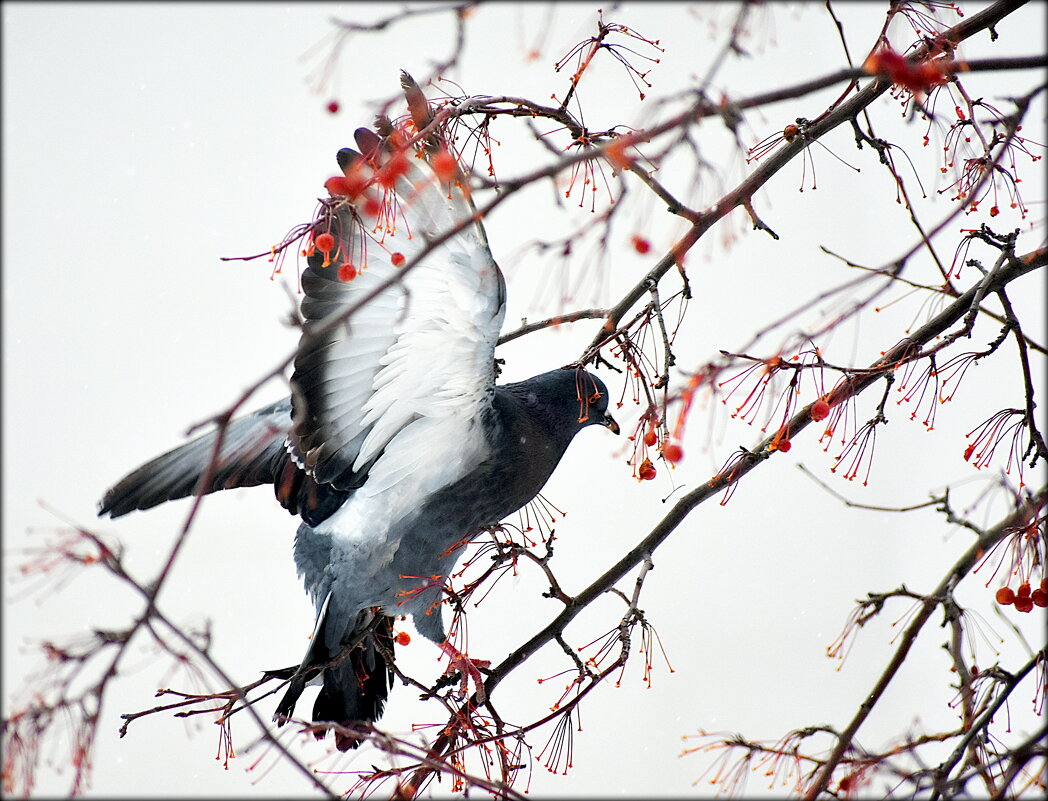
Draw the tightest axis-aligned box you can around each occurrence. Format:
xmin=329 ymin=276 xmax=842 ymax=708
xmin=395 ymin=632 xmax=411 ymax=646
xmin=324 ymin=176 xmax=355 ymax=196
xmin=995 ymin=586 xmax=1015 ymax=605
xmin=605 ymin=138 xmax=635 ymax=169
xmin=643 ymin=430 xmax=658 ymax=447
xmin=638 ymin=458 xmax=656 ymax=481
xmin=362 ymin=196 xmax=383 ymax=217
xmin=662 ymin=443 xmax=683 ymax=463
xmin=431 ymin=150 xmax=457 ymax=181
xmin=391 ymin=252 xmax=406 ymax=267
xmin=963 ymin=443 xmax=976 ymax=461
xmin=378 ymin=153 xmax=410 ymax=188
xmin=811 ymin=399 xmax=831 ymax=422
xmin=314 ymin=232 xmax=335 ymax=254
xmin=338 ymin=262 xmax=357 ymax=282
xmin=1014 ymin=595 xmax=1034 ymax=613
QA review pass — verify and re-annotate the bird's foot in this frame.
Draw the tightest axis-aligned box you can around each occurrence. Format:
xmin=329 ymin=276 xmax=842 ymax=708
xmin=439 ymin=641 xmax=491 ymax=703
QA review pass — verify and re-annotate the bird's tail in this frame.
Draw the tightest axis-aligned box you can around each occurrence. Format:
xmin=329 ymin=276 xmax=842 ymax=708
xmin=274 ymin=600 xmax=395 ymax=751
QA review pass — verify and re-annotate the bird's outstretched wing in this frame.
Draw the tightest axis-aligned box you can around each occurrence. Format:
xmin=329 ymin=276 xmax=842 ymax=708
xmin=287 ymin=120 xmax=506 ymax=498
xmin=99 ymin=82 xmax=504 ymax=524
xmin=98 ymin=399 xmax=291 ymax=518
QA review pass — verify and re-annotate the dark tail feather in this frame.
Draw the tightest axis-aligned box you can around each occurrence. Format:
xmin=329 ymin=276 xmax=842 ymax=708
xmin=274 ymin=604 xmax=395 ymax=751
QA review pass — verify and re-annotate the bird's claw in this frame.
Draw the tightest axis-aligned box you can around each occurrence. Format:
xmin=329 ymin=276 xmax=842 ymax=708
xmin=440 ymin=641 xmax=491 ymax=703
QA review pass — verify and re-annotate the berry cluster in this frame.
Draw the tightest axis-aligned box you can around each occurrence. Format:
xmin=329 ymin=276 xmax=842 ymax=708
xmin=632 ymin=418 xmax=683 ymax=482
xmin=995 ymin=578 xmax=1047 ymax=613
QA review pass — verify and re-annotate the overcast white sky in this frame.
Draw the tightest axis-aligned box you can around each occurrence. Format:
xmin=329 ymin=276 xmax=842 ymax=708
xmin=3 ymin=2 xmax=1046 ymax=798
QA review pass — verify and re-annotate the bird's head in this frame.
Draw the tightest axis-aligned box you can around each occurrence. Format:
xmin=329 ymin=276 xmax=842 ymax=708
xmin=508 ymin=367 xmax=619 ymax=438
xmin=571 ymin=369 xmax=619 ymax=435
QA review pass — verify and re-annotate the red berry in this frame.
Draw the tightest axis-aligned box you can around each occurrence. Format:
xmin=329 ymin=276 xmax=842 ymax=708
xmin=395 ymin=631 xmax=411 ymax=646
xmin=631 ymin=235 xmax=651 ymax=254
xmin=963 ymin=443 xmax=975 ymax=461
xmin=995 ymin=587 xmax=1015 ymax=605
xmin=1031 ymin=588 xmax=1047 ymax=608
xmin=662 ymin=444 xmax=683 ymax=463
xmin=362 ymin=196 xmax=383 ymax=217
xmin=326 ymin=100 xmax=340 ymax=114
xmin=325 ymin=176 xmax=364 ymax=197
xmin=811 ymin=399 xmax=831 ymax=422
xmin=391 ymin=252 xmax=406 ymax=267
xmin=431 ymin=150 xmax=457 ymax=181
xmin=643 ymin=430 xmax=657 ymax=447
xmin=638 ymin=458 xmax=656 ymax=481
xmin=378 ymin=153 xmax=410 ymax=188
xmin=1014 ymin=595 xmax=1034 ymax=613
xmin=1017 ymin=582 xmax=1031 ymax=598
xmin=338 ymin=262 xmax=357 ymax=282
xmin=314 ymin=232 xmax=335 ymax=254
xmin=776 ymin=438 xmax=791 ymax=453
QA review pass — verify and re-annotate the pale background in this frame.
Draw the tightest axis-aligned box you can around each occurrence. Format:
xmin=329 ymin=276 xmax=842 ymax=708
xmin=3 ymin=2 xmax=1045 ymax=798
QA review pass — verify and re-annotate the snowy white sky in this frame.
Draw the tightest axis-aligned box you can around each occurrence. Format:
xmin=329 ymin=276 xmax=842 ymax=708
xmin=3 ymin=2 xmax=1046 ymax=798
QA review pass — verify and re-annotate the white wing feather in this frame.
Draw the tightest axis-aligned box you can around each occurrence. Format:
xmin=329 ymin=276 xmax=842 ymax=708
xmin=289 ymin=138 xmax=505 ymax=497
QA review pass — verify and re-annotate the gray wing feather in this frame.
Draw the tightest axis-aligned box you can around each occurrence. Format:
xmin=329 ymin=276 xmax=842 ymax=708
xmin=98 ymin=398 xmax=291 ymax=518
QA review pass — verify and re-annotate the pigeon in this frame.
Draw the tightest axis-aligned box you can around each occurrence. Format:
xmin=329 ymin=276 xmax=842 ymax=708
xmin=98 ymin=78 xmax=619 ymax=751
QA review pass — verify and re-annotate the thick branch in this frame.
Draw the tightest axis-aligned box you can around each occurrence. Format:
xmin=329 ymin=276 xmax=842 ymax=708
xmin=580 ymin=0 xmax=1038 ymax=358
xmin=805 ymin=486 xmax=1047 ymax=799
xmin=486 ymin=247 xmax=1044 ymax=699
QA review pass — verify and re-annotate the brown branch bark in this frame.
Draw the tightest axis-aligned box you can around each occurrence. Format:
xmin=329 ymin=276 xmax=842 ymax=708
xmin=493 ymin=245 xmax=1044 ymax=704
xmin=392 ymin=247 xmax=1043 ymax=794
xmin=582 ymin=0 xmax=1036 ymax=359
xmin=805 ymin=486 xmax=1047 ymax=799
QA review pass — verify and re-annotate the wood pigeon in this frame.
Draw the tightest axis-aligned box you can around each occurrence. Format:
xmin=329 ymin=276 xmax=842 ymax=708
xmin=98 ymin=96 xmax=619 ymax=750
